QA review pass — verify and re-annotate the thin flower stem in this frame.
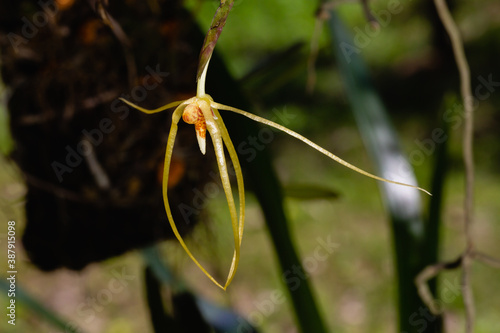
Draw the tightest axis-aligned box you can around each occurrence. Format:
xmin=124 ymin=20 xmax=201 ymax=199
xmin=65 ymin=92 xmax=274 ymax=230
xmin=197 ymin=0 xmax=234 ymax=81
xmin=197 ymin=56 xmax=211 ymax=97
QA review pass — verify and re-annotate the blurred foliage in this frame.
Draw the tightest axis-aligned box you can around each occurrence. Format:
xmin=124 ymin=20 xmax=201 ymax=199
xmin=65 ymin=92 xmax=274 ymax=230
xmin=328 ymin=10 xmax=442 ymax=332
xmin=0 ymin=76 xmax=14 ymax=155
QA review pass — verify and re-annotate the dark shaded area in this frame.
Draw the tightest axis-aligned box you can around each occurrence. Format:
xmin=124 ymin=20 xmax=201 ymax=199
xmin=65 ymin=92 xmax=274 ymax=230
xmin=0 ymin=0 xmax=213 ymax=270
xmin=144 ymin=266 xmax=179 ymax=333
xmin=172 ymin=291 xmax=212 ymax=333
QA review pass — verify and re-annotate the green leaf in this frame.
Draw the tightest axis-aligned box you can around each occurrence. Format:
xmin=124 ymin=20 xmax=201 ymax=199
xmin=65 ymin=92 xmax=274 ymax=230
xmin=327 ymin=10 xmax=442 ymax=333
xmin=424 ymin=96 xmax=452 ymax=294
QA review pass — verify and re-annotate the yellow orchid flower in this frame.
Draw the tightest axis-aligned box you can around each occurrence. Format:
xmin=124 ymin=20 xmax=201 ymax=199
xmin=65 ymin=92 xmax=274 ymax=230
xmin=119 ymin=53 xmax=430 ymax=290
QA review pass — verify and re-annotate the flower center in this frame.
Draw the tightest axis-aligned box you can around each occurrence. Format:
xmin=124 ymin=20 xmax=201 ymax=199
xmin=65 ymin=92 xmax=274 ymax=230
xmin=183 ymin=104 xmax=206 ymax=138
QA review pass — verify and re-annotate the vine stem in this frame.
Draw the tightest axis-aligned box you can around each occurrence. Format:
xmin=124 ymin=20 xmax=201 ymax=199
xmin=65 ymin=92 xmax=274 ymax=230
xmin=433 ymin=0 xmax=475 ymax=332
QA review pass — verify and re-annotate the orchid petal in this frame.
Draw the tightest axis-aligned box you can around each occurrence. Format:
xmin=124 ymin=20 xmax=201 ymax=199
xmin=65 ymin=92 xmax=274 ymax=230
xmin=202 ymin=100 xmax=241 ymax=289
xmin=212 ymin=108 xmax=245 ymax=241
xmin=119 ymin=97 xmax=190 ymax=114
xmin=161 ymin=103 xmax=226 ymax=290
xmin=212 ymin=107 xmax=245 ymax=289
xmin=211 ymin=101 xmax=431 ymax=196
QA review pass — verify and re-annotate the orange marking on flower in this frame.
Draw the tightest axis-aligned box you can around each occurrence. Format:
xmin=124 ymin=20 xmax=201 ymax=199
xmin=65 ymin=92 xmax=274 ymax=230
xmin=194 ymin=121 xmax=206 ymax=139
xmin=182 ymin=104 xmax=203 ymax=124
xmin=183 ymin=103 xmax=207 ymax=154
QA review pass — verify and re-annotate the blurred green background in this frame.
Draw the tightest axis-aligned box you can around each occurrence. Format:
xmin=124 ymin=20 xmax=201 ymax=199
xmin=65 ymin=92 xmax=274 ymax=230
xmin=1 ymin=0 xmax=500 ymax=332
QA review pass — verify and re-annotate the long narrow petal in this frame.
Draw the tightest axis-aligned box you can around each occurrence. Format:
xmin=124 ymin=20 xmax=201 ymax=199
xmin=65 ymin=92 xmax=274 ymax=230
xmin=211 ymin=101 xmax=431 ymax=196
xmin=213 ymin=108 xmax=245 ymax=243
xmin=162 ymin=104 xmax=226 ymax=290
xmin=119 ymin=97 xmax=189 ymax=114
xmin=204 ymin=113 xmax=241 ymax=290
xmin=212 ymin=108 xmax=245 ymax=289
